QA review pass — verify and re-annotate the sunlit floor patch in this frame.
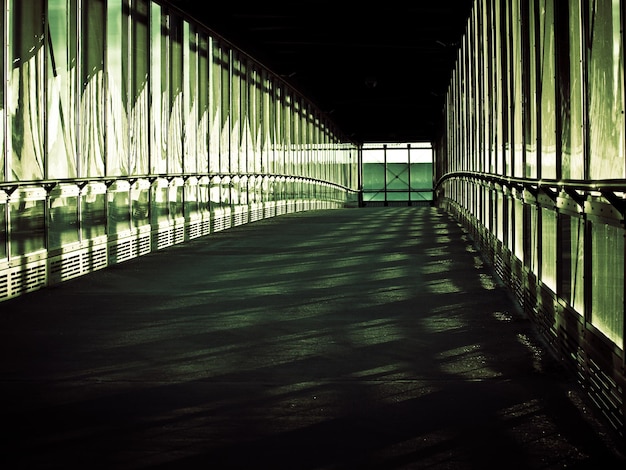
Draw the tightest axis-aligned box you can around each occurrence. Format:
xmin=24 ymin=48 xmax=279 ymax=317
xmin=436 ymin=344 xmax=502 ymax=380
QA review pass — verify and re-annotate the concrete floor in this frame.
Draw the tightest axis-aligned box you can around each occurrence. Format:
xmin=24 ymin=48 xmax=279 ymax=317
xmin=0 ymin=206 xmax=624 ymax=469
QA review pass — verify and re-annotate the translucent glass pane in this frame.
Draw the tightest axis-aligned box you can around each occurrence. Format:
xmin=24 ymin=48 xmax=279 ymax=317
xmin=588 ymin=0 xmax=625 ymax=179
xmin=197 ymin=34 xmax=210 ymax=173
xmin=386 ymin=163 xmax=409 ymax=191
xmin=106 ymin=0 xmax=129 ymax=176
xmin=539 ymin=0 xmax=557 ymax=179
xmin=150 ymin=184 xmax=169 ymax=225
xmin=209 ymin=40 xmax=222 ymax=173
xmin=131 ymin=185 xmax=150 ymax=228
xmin=199 ymin=181 xmax=210 ymax=214
xmin=108 ymin=183 xmax=130 ymax=234
xmin=49 ymin=194 xmax=79 ymax=249
xmin=8 ymin=0 xmax=45 ymax=181
xmin=168 ymin=13 xmax=183 ymax=173
xmin=81 ymin=0 xmax=106 ymax=177
xmin=529 ymin=205 xmax=539 ymax=274
xmin=170 ymin=185 xmax=183 ymax=219
xmin=0 ymin=0 xmax=3 ymax=181
xmin=514 ymin=198 xmax=524 ymax=260
xmin=559 ymin=214 xmax=585 ymax=313
xmin=130 ymin=0 xmax=150 ymax=175
xmin=591 ymin=222 xmax=624 ymax=346
xmin=410 ymin=163 xmax=433 ymax=190
xmin=562 ymin=0 xmax=585 ymax=179
xmin=184 ymin=23 xmax=198 ymax=173
xmin=220 ymin=45 xmax=230 ymax=173
xmin=47 ymin=0 xmax=78 ymax=179
xmin=81 ymin=186 xmax=106 ymax=240
xmin=525 ymin=3 xmax=538 ymax=178
xmin=0 ymin=202 xmax=6 ymax=258
xmin=541 ymin=208 xmax=557 ymax=292
xmin=150 ymin=2 xmax=166 ymax=173
xmin=184 ymin=182 xmax=199 ymax=219
xmin=362 ymin=163 xmax=385 ymax=191
xmin=10 ymin=196 xmax=45 ymax=256
xmin=512 ymin=0 xmax=524 ymax=177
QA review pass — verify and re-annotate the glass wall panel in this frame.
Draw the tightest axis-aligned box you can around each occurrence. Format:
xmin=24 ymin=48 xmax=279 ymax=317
xmin=514 ymin=197 xmax=524 ymax=260
xmin=169 ymin=181 xmax=183 ymax=220
xmin=81 ymin=183 xmax=106 ymax=240
xmin=49 ymin=186 xmax=79 ymax=250
xmin=209 ymin=38 xmax=221 ymax=173
xmin=150 ymin=2 xmax=166 ymax=174
xmin=210 ymin=176 xmax=221 ymax=209
xmin=150 ymin=179 xmax=169 ymax=226
xmin=591 ymin=222 xmax=624 ymax=345
xmin=561 ymin=0 xmax=585 ymax=180
xmin=541 ymin=208 xmax=557 ymax=291
xmin=511 ymin=0 xmax=524 ymax=177
xmin=9 ymin=188 xmax=46 ymax=256
xmin=131 ymin=179 xmax=150 ymax=228
xmin=220 ymin=45 xmax=230 ymax=173
xmin=81 ymin=0 xmax=106 ymax=177
xmin=274 ymin=86 xmax=283 ymax=175
xmin=587 ymin=0 xmax=625 ymax=179
xmin=107 ymin=180 xmax=130 ymax=234
xmin=528 ymin=204 xmax=539 ymax=274
xmin=197 ymin=33 xmax=210 ymax=173
xmin=168 ymin=12 xmax=183 ymax=173
xmin=184 ymin=178 xmax=199 ymax=220
xmin=559 ymin=213 xmax=585 ymax=313
xmin=130 ymin=0 xmax=150 ymax=175
xmin=409 ymin=163 xmax=433 ymax=201
xmin=0 ymin=195 xmax=6 ymax=259
xmin=183 ymin=23 xmax=198 ymax=173
xmin=106 ymin=0 xmax=129 ymax=176
xmin=198 ymin=177 xmax=210 ymax=214
xmin=8 ymin=0 xmax=45 ymax=181
xmin=0 ymin=0 xmax=4 ymax=181
xmin=249 ymin=66 xmax=261 ymax=174
xmin=525 ymin=2 xmax=538 ymax=178
xmin=47 ymin=0 xmax=78 ymax=179
xmin=539 ymin=0 xmax=557 ymax=179
xmin=231 ymin=53 xmax=243 ymax=174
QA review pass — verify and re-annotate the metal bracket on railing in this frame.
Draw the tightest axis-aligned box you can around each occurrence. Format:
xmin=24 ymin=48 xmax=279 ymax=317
xmin=600 ymin=190 xmax=626 ymax=223
xmin=42 ymin=181 xmax=59 ymax=194
xmin=1 ymin=185 xmax=19 ymax=197
xmin=562 ymin=187 xmax=586 ymax=208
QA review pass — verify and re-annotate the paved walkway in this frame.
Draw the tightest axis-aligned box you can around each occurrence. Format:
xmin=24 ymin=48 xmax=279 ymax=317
xmin=1 ymin=207 xmax=624 ymax=469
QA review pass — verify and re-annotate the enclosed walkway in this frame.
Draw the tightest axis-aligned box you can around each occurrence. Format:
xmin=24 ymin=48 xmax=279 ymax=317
xmin=1 ymin=207 xmax=624 ymax=469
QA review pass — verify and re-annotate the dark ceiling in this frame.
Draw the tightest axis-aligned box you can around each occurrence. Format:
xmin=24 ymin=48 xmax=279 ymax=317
xmin=166 ymin=1 xmax=474 ymax=144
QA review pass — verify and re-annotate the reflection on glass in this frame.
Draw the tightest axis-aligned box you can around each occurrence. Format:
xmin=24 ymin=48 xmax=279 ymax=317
xmin=591 ymin=222 xmax=624 ymax=345
xmin=184 ymin=181 xmax=199 ymax=219
xmin=47 ymin=0 xmax=78 ymax=179
xmin=81 ymin=187 xmax=106 ymax=240
xmin=107 ymin=183 xmax=130 ymax=234
xmin=198 ymin=180 xmax=211 ymax=213
xmin=0 ymin=201 xmax=7 ymax=258
xmin=151 ymin=184 xmax=169 ymax=225
xmin=80 ymin=0 xmax=105 ymax=177
xmin=169 ymin=185 xmax=184 ymax=220
xmin=131 ymin=185 xmax=150 ymax=228
xmin=9 ymin=0 xmax=45 ymax=181
xmin=49 ymin=194 xmax=79 ymax=249
xmin=541 ymin=208 xmax=557 ymax=291
xmin=588 ymin=0 xmax=625 ymax=179
xmin=10 ymin=196 xmax=45 ymax=257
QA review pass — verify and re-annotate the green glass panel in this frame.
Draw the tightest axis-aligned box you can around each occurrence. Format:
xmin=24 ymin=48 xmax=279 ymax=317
xmin=591 ymin=222 xmax=624 ymax=345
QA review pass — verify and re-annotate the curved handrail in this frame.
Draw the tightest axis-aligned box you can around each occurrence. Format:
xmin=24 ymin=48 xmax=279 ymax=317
xmin=434 ymin=171 xmax=626 ymax=193
xmin=0 ymin=172 xmax=359 ymax=196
